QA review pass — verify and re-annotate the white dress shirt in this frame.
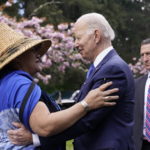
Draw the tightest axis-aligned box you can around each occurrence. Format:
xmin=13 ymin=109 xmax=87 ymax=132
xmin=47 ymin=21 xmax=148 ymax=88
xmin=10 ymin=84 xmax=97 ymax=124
xmin=32 ymin=134 xmax=40 ymax=147
xmin=93 ymin=46 xmax=113 ymax=67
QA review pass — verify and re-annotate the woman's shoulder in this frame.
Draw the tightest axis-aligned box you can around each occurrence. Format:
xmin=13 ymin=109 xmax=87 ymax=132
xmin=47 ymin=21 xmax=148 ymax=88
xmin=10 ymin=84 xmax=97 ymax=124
xmin=2 ymin=70 xmax=39 ymax=89
xmin=4 ymin=70 xmax=33 ymax=84
xmin=1 ymin=70 xmax=41 ymax=93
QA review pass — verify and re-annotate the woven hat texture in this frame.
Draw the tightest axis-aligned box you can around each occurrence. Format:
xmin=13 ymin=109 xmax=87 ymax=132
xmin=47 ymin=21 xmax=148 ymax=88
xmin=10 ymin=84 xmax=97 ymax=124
xmin=0 ymin=22 xmax=51 ymax=70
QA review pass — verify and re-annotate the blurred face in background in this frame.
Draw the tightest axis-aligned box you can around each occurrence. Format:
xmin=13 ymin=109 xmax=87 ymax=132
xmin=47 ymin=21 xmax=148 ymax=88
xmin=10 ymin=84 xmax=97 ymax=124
xmin=140 ymin=43 xmax=150 ymax=71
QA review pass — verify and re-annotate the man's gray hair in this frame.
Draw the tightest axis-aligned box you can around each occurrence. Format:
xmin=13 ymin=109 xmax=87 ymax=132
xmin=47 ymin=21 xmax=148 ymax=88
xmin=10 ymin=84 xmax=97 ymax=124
xmin=76 ymin=13 xmax=115 ymax=41
xmin=141 ymin=38 xmax=150 ymax=46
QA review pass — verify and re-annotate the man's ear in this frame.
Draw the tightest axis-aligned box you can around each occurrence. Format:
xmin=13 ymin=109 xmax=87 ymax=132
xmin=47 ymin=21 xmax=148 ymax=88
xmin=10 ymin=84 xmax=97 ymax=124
xmin=94 ymin=29 xmax=101 ymax=44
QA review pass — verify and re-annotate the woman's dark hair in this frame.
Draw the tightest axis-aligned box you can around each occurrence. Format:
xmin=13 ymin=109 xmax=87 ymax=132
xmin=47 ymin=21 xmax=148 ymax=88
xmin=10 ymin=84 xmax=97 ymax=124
xmin=0 ymin=63 xmax=16 ymax=79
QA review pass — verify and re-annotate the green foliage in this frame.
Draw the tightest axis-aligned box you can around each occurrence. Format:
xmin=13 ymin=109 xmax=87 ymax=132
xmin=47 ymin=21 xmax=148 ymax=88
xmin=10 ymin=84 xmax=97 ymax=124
xmin=60 ymin=0 xmax=98 ymax=21
xmin=39 ymin=67 xmax=86 ymax=93
xmin=0 ymin=0 xmax=7 ymax=5
xmin=24 ymin=0 xmax=64 ymax=26
xmin=66 ymin=140 xmax=74 ymax=150
xmin=4 ymin=3 xmax=20 ymax=19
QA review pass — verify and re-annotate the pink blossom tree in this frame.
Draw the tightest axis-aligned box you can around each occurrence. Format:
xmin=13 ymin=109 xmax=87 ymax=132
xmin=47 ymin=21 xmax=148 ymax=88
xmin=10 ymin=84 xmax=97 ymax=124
xmin=129 ymin=57 xmax=147 ymax=77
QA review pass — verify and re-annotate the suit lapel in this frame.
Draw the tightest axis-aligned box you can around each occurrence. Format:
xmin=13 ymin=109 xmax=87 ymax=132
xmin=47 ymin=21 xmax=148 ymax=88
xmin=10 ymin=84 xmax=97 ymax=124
xmin=76 ymin=49 xmax=117 ymax=102
xmin=87 ymin=49 xmax=117 ymax=81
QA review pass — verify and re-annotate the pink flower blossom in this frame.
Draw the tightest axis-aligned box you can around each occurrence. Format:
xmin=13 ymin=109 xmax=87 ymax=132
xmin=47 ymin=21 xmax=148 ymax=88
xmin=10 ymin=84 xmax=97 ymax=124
xmin=5 ymin=1 xmax=12 ymax=7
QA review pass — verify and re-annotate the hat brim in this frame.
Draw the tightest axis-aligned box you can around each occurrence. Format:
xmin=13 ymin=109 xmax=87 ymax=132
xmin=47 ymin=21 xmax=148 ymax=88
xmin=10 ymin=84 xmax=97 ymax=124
xmin=0 ymin=38 xmax=51 ymax=70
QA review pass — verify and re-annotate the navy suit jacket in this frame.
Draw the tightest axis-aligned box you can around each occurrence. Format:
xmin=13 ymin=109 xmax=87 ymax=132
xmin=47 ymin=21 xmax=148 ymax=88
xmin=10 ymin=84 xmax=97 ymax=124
xmin=40 ymin=49 xmax=135 ymax=150
xmin=133 ymin=75 xmax=147 ymax=150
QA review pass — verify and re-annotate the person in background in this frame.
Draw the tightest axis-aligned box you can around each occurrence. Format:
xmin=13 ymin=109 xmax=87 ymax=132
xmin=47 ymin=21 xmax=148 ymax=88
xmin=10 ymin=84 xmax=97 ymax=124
xmin=0 ymin=22 xmax=119 ymax=150
xmin=8 ymin=12 xmax=135 ymax=150
xmin=133 ymin=38 xmax=150 ymax=150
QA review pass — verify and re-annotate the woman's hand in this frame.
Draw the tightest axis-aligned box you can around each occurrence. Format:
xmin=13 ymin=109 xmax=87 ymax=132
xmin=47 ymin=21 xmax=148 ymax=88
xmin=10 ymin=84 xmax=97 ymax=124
xmin=7 ymin=122 xmax=32 ymax=145
xmin=84 ymin=81 xmax=119 ymax=111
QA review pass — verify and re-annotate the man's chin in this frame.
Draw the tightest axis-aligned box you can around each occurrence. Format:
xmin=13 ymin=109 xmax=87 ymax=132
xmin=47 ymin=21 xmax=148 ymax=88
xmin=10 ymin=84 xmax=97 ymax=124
xmin=145 ymin=65 xmax=150 ymax=69
xmin=145 ymin=67 xmax=150 ymax=72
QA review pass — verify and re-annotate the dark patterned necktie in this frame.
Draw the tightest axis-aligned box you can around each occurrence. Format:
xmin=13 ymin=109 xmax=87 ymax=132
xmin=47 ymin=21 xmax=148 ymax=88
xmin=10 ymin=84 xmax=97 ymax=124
xmin=145 ymin=85 xmax=150 ymax=142
xmin=86 ymin=64 xmax=95 ymax=79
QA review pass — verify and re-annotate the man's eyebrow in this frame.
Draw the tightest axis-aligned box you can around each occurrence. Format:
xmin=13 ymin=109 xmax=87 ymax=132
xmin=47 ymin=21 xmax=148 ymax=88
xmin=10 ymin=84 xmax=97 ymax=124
xmin=140 ymin=52 xmax=150 ymax=55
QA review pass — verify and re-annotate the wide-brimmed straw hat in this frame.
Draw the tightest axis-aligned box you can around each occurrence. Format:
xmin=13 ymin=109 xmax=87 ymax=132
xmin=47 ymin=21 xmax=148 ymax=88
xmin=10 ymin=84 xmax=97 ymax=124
xmin=0 ymin=22 xmax=51 ymax=70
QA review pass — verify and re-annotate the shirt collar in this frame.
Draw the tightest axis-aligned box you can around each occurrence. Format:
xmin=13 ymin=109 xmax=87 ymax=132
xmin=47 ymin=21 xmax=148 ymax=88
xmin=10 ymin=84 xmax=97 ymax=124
xmin=93 ymin=46 xmax=113 ymax=67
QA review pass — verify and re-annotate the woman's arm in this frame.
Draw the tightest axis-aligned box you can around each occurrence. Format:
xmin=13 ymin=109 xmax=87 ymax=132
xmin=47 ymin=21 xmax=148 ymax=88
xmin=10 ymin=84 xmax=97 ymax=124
xmin=29 ymin=81 xmax=119 ymax=136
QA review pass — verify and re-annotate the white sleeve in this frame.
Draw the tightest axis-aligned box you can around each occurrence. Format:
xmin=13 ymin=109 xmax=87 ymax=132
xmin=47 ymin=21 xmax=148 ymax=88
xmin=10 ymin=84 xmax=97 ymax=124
xmin=32 ymin=134 xmax=41 ymax=147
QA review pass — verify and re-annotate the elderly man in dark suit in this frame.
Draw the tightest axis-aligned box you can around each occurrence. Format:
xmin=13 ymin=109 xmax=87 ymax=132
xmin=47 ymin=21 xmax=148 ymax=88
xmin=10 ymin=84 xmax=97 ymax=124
xmin=8 ymin=13 xmax=135 ymax=150
xmin=38 ymin=12 xmax=135 ymax=150
xmin=134 ymin=38 xmax=150 ymax=150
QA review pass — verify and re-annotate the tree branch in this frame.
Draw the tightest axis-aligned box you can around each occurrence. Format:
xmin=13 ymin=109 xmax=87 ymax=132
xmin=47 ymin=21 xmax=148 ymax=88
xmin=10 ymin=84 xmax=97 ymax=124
xmin=29 ymin=0 xmax=62 ymax=18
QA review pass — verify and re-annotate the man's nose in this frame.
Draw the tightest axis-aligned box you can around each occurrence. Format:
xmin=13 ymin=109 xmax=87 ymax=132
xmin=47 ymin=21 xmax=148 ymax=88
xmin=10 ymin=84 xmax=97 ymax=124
xmin=74 ymin=41 xmax=79 ymax=51
xmin=74 ymin=39 xmax=79 ymax=46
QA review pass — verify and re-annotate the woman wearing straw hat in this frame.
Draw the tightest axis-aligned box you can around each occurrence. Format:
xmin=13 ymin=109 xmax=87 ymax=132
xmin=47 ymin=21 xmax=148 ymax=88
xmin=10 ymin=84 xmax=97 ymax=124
xmin=0 ymin=22 xmax=119 ymax=150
